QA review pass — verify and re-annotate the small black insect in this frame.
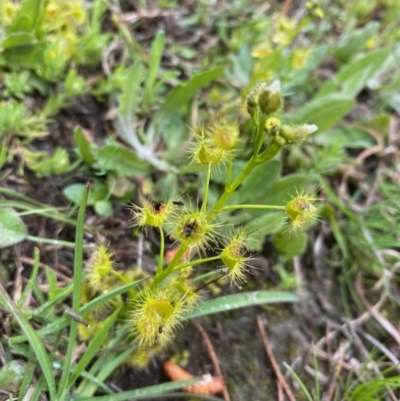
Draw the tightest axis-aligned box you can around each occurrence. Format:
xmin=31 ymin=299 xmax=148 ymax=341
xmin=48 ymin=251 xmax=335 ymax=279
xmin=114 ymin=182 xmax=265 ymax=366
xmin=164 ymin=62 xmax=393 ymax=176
xmin=172 ymin=200 xmax=184 ymax=207
xmin=184 ymin=221 xmax=197 ymax=237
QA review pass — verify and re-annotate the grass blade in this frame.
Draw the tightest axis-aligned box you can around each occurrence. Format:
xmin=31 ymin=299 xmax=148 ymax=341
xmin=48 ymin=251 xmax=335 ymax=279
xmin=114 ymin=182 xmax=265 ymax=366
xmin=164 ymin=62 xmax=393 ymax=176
xmin=0 ymin=284 xmax=56 ymax=400
xmin=67 ymin=308 xmax=120 ymax=389
xmin=57 ymin=183 xmax=89 ymax=400
xmin=185 ymin=291 xmax=298 ymax=319
xmin=71 ymin=378 xmax=202 ymax=401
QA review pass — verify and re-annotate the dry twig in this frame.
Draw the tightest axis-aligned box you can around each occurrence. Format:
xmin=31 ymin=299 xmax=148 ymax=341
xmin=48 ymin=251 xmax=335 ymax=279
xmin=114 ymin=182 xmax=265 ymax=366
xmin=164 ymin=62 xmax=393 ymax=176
xmin=257 ymin=315 xmax=296 ymax=401
xmin=192 ymin=320 xmax=231 ymax=401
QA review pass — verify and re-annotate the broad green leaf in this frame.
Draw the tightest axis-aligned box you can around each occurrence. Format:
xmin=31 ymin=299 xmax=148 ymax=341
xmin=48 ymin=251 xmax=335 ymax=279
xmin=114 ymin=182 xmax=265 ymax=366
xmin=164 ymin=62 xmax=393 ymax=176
xmin=94 ymin=200 xmax=113 ymax=217
xmin=333 ymin=22 xmax=380 ymax=63
xmin=246 ymin=212 xmax=286 ymax=249
xmin=74 ymin=127 xmax=96 ymax=164
xmin=317 ymin=48 xmax=391 ymax=98
xmin=0 ymin=360 xmax=26 ymax=392
xmin=264 ymin=174 xmax=308 ymax=206
xmin=290 ymin=94 xmax=354 ymax=133
xmin=97 ymin=145 xmax=150 ymax=175
xmin=159 ymin=67 xmax=224 ymax=114
xmin=272 ymin=231 xmax=308 ymax=259
xmin=3 ymin=42 xmax=47 ymax=68
xmin=237 ymin=160 xmax=282 ymax=204
xmin=2 ymin=32 xmax=37 ymax=48
xmin=63 ymin=184 xmax=96 ymax=206
xmin=315 ymin=127 xmax=375 ymax=149
xmin=144 ymin=30 xmax=165 ymax=108
xmin=118 ymin=63 xmax=143 ymax=118
xmin=0 ymin=208 xmax=28 ymax=248
xmin=185 ymin=291 xmax=298 ymax=319
xmin=8 ymin=0 xmax=45 ymax=33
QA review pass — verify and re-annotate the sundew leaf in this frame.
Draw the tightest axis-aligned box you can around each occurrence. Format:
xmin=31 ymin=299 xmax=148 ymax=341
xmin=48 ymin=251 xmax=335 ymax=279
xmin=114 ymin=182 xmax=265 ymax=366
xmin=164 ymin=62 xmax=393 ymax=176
xmin=0 ymin=208 xmax=28 ymax=248
xmin=185 ymin=291 xmax=298 ymax=319
xmin=289 ymin=94 xmax=354 ymax=133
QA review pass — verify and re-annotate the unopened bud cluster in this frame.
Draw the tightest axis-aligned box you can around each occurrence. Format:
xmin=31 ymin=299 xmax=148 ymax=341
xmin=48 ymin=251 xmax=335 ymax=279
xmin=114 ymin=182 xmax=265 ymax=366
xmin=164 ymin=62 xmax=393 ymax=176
xmin=191 ymin=120 xmax=240 ymax=168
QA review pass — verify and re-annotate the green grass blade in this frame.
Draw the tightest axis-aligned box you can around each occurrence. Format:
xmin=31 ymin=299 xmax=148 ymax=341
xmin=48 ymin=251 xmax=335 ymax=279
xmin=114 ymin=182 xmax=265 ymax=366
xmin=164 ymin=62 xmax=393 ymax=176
xmin=185 ymin=291 xmax=299 ymax=319
xmin=57 ymin=183 xmax=89 ymax=400
xmin=71 ymin=378 xmax=201 ymax=401
xmin=67 ymin=308 xmax=120 ymax=389
xmin=18 ymin=247 xmax=40 ymax=307
xmin=0 ymin=284 xmax=56 ymax=400
xmin=11 ymin=280 xmax=142 ymax=344
xmin=79 ymin=344 xmax=137 ymax=397
xmin=77 ymin=326 xmax=133 ymax=395
xmin=284 ymin=363 xmax=313 ymax=401
xmin=80 ymin=279 xmax=143 ymax=314
xmin=17 ymin=348 xmax=36 ymax=401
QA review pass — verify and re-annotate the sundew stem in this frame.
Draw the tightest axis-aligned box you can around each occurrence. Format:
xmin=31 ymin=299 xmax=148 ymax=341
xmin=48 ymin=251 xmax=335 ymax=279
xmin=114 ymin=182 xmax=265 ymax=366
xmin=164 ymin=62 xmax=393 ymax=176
xmin=201 ymin=163 xmax=212 ymax=214
xmin=222 ymin=205 xmax=286 ymax=211
xmin=157 ymin=226 xmax=165 ymax=275
xmin=152 ymin=245 xmax=189 ymax=287
xmin=175 ymin=255 xmax=221 ymax=271
xmin=225 ymin=152 xmax=233 ymax=190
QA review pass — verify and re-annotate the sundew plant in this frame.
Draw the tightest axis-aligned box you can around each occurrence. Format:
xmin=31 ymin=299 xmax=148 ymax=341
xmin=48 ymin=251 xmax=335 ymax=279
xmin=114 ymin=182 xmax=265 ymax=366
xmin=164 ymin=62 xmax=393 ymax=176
xmin=82 ymin=80 xmax=318 ymax=354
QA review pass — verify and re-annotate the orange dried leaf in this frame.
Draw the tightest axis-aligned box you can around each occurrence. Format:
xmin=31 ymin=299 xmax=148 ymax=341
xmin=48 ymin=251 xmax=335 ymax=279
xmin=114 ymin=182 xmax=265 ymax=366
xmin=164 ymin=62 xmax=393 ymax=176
xmin=163 ymin=361 xmax=225 ymax=395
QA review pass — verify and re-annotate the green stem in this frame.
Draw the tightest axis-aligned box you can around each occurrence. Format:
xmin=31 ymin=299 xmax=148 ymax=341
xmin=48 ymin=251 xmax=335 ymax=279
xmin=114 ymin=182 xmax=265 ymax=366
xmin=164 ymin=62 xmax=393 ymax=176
xmin=152 ymin=245 xmax=188 ymax=287
xmin=201 ymin=163 xmax=212 ymax=213
xmin=111 ymin=270 xmax=129 ymax=285
xmin=209 ymin=112 xmax=267 ymax=217
xmin=255 ymin=137 xmax=284 ymax=165
xmin=225 ymin=152 xmax=233 ymax=190
xmin=209 ymin=155 xmax=256 ymax=216
xmin=175 ymin=255 xmax=221 ymax=271
xmin=157 ymin=227 xmax=165 ymax=275
xmin=222 ymin=204 xmax=286 ymax=211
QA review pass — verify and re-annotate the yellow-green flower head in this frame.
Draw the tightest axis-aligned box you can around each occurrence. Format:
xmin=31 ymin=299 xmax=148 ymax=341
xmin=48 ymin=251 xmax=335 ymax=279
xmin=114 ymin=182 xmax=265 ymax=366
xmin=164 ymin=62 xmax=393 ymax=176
xmin=172 ymin=212 xmax=216 ymax=249
xmin=191 ymin=130 xmax=227 ymax=167
xmin=131 ymin=288 xmax=187 ymax=347
xmin=208 ymin=119 xmax=240 ymax=150
xmin=131 ymin=198 xmax=175 ymax=228
xmin=280 ymin=124 xmax=318 ymax=146
xmin=285 ymin=191 xmax=318 ymax=234
xmin=265 ymin=117 xmax=282 ymax=136
xmin=220 ymin=230 xmax=251 ymax=285
xmin=86 ymin=244 xmax=114 ymax=289
xmin=246 ymin=80 xmax=283 ymax=117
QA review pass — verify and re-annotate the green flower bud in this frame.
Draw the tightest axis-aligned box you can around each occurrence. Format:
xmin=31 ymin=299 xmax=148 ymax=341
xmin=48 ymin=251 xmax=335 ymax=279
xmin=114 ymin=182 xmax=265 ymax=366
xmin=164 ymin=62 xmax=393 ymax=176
xmin=265 ymin=117 xmax=282 ymax=136
xmin=282 ymin=124 xmax=318 ymax=146
xmin=208 ymin=120 xmax=240 ymax=150
xmin=246 ymin=80 xmax=283 ymax=117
